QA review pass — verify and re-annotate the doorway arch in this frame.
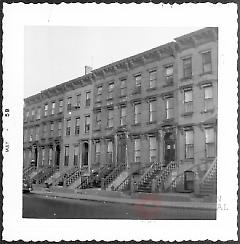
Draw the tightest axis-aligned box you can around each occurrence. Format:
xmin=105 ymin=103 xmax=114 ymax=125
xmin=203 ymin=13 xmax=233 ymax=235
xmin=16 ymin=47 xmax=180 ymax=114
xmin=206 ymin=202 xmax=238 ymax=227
xmin=82 ymin=142 xmax=89 ymax=166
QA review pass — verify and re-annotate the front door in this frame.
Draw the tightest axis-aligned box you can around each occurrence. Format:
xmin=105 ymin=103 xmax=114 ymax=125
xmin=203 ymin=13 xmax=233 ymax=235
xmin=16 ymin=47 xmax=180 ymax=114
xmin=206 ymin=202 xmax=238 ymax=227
xmin=82 ymin=142 xmax=89 ymax=166
xmin=164 ymin=132 xmax=175 ymax=166
xmin=55 ymin=145 xmax=60 ymax=166
xmin=117 ymin=134 xmax=126 ymax=164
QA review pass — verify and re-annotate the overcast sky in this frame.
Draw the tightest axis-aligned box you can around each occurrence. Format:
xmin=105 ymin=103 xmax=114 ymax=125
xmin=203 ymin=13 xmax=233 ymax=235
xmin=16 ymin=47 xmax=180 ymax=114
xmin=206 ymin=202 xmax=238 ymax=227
xmin=24 ymin=26 xmax=202 ymax=98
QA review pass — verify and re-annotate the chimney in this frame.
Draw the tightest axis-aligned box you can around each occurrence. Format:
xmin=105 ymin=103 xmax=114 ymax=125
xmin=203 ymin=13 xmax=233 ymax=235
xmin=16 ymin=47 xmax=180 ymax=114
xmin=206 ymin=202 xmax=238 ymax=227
xmin=85 ymin=66 xmax=93 ymax=75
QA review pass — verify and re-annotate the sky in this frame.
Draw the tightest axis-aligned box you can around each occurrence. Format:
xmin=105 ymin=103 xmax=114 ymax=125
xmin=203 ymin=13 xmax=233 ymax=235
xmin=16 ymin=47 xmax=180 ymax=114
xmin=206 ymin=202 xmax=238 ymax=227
xmin=24 ymin=26 xmax=202 ymax=98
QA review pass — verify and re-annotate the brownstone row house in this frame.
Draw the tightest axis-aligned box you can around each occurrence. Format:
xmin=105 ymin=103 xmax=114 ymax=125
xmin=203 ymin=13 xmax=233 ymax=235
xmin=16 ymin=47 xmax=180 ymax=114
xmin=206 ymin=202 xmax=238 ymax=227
xmin=23 ymin=27 xmax=217 ymax=195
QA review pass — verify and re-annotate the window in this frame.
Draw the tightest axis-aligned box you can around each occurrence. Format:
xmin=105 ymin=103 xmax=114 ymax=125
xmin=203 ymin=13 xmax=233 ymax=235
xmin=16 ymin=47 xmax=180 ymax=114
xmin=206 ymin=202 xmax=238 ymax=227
xmin=42 ymin=148 xmax=45 ymax=165
xmin=120 ymin=79 xmax=127 ymax=96
xmin=205 ymin=127 xmax=216 ymax=157
xmin=58 ymin=121 xmax=62 ymax=136
xmin=24 ymin=129 xmax=28 ymax=142
xmin=149 ymin=100 xmax=157 ymax=123
xmin=51 ymin=102 xmax=55 ymax=115
xmin=134 ymin=138 xmax=141 ymax=163
xmin=164 ymin=65 xmax=174 ymax=84
xmin=149 ymin=136 xmax=157 ymax=163
xmin=25 ymin=110 xmax=29 ymax=122
xmin=29 ymin=128 xmax=33 ymax=142
xmin=76 ymin=94 xmax=81 ymax=108
xmin=50 ymin=122 xmax=54 ymax=137
xmin=95 ymin=141 xmax=101 ymax=164
xmin=135 ymin=74 xmax=142 ymax=87
xmin=74 ymin=145 xmax=79 ymax=166
xmin=64 ymin=146 xmax=69 ymax=166
xmin=85 ymin=92 xmax=91 ymax=106
xmin=185 ymin=129 xmax=194 ymax=159
xmin=75 ymin=117 xmax=80 ymax=135
xmin=108 ymin=83 xmax=114 ymax=99
xmin=182 ymin=57 xmax=192 ymax=78
xmin=48 ymin=148 xmax=53 ymax=165
xmin=43 ymin=124 xmax=47 ymax=138
xmin=165 ymin=96 xmax=174 ymax=119
xmin=149 ymin=70 xmax=157 ymax=88
xmin=36 ymin=107 xmax=41 ymax=120
xmin=66 ymin=119 xmax=71 ymax=136
xmin=134 ymin=103 xmax=141 ymax=124
xmin=44 ymin=104 xmax=48 ymax=117
xmin=85 ymin=115 xmax=90 ymax=133
xmin=59 ymin=100 xmax=63 ymax=113
xmin=203 ymin=85 xmax=213 ymax=111
xmin=67 ymin=97 xmax=72 ymax=111
xmin=120 ymin=106 xmax=127 ymax=126
xmin=184 ymin=89 xmax=193 ymax=113
xmin=96 ymin=111 xmax=101 ymax=129
xmin=31 ymin=109 xmax=35 ymax=121
xmin=107 ymin=140 xmax=113 ymax=164
xmin=107 ymin=109 xmax=114 ymax=128
xmin=96 ymin=86 xmax=102 ymax=102
xmin=202 ymin=51 xmax=212 ymax=73
xmin=35 ymin=126 xmax=40 ymax=141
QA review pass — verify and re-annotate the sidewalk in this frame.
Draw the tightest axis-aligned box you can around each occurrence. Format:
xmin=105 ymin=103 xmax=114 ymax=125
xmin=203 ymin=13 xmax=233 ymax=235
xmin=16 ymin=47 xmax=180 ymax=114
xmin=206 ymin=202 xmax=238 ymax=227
xmin=31 ymin=187 xmax=216 ymax=210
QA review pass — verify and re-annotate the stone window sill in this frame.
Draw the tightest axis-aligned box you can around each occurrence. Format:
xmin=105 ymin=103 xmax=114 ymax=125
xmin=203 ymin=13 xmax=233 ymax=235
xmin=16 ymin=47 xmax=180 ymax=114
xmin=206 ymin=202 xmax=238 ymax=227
xmin=146 ymin=87 xmax=157 ymax=92
xmin=146 ymin=121 xmax=157 ymax=125
xmin=181 ymin=112 xmax=193 ymax=117
xmin=199 ymin=71 xmax=212 ymax=76
xmin=201 ymin=109 xmax=214 ymax=114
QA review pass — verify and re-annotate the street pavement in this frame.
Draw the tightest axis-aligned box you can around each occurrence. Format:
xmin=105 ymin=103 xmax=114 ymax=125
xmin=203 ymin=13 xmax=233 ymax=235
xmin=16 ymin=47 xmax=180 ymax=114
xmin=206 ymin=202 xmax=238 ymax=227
xmin=23 ymin=192 xmax=216 ymax=219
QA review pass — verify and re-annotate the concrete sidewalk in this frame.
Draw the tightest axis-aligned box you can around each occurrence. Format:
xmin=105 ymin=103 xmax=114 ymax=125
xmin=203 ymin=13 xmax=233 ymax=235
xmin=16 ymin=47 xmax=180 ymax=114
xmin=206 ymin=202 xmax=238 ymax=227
xmin=31 ymin=187 xmax=216 ymax=210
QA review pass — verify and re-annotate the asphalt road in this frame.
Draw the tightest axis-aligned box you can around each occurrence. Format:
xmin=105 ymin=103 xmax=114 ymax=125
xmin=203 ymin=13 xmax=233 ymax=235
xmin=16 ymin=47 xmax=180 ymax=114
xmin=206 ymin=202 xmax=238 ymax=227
xmin=23 ymin=193 xmax=216 ymax=220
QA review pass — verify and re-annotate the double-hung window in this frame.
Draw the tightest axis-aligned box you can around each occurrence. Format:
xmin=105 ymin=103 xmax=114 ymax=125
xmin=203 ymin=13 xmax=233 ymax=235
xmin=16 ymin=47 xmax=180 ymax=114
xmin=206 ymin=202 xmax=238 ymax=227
xmin=75 ymin=117 xmax=80 ymax=135
xmin=149 ymin=100 xmax=157 ymax=123
xmin=35 ymin=126 xmax=40 ymax=141
xmin=185 ymin=129 xmax=194 ymax=159
xmin=51 ymin=102 xmax=55 ymax=115
xmin=76 ymin=94 xmax=81 ymax=108
xmin=165 ymin=96 xmax=174 ymax=119
xmin=59 ymin=100 xmax=63 ymax=113
xmin=205 ymin=127 xmax=216 ymax=157
xmin=149 ymin=70 xmax=157 ymax=88
xmin=184 ymin=89 xmax=193 ymax=113
xmin=48 ymin=147 xmax=53 ymax=165
xmin=120 ymin=79 xmax=127 ymax=96
xmin=36 ymin=107 xmax=41 ymax=120
xmin=50 ymin=122 xmax=54 ymax=137
xmin=58 ymin=121 xmax=62 ymax=136
xmin=66 ymin=119 xmax=71 ymax=136
xmin=74 ymin=145 xmax=79 ymax=166
xmin=134 ymin=138 xmax=141 ymax=163
xmin=42 ymin=148 xmax=45 ymax=165
xmin=107 ymin=109 xmax=114 ymax=128
xmin=164 ymin=65 xmax=174 ymax=84
xmin=31 ymin=109 xmax=35 ymax=121
xmin=202 ymin=51 xmax=212 ymax=73
xmin=134 ymin=103 xmax=141 ymax=124
xmin=64 ymin=145 xmax=69 ymax=166
xmin=85 ymin=115 xmax=90 ymax=133
xmin=43 ymin=124 xmax=47 ymax=138
xmin=29 ymin=128 xmax=33 ymax=142
xmin=182 ymin=57 xmax=192 ymax=78
xmin=67 ymin=97 xmax=72 ymax=111
xmin=120 ymin=106 xmax=127 ymax=126
xmin=149 ymin=136 xmax=157 ymax=163
xmin=107 ymin=140 xmax=113 ymax=164
xmin=108 ymin=83 xmax=114 ymax=99
xmin=134 ymin=74 xmax=141 ymax=94
xmin=96 ymin=111 xmax=101 ymax=130
xmin=96 ymin=86 xmax=102 ymax=102
xmin=44 ymin=104 xmax=48 ymax=117
xmin=95 ymin=141 xmax=101 ymax=164
xmin=85 ymin=92 xmax=91 ymax=107
xmin=203 ymin=85 xmax=213 ymax=111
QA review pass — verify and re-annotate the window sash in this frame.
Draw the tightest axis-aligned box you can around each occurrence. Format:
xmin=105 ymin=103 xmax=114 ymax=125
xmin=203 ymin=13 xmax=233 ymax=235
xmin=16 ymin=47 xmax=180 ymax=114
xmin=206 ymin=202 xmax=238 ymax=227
xmin=185 ymin=144 xmax=194 ymax=159
xmin=165 ymin=66 xmax=173 ymax=76
xmin=205 ymin=128 xmax=215 ymax=143
xmin=59 ymin=100 xmax=63 ymax=112
xmin=202 ymin=51 xmax=212 ymax=73
xmin=135 ymin=75 xmax=141 ymax=87
xmin=76 ymin=95 xmax=81 ymax=107
xmin=185 ymin=130 xmax=194 ymax=144
xmin=206 ymin=143 xmax=216 ymax=157
xmin=183 ymin=58 xmax=192 ymax=78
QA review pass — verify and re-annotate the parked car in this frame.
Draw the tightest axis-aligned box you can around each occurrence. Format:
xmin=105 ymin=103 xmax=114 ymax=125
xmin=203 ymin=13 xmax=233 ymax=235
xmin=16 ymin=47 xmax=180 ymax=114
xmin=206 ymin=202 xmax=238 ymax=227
xmin=23 ymin=178 xmax=32 ymax=193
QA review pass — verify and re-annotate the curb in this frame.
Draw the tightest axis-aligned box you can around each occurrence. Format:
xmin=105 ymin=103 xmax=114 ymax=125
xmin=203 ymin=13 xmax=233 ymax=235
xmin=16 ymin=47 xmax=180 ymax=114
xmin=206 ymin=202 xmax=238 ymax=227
xmin=31 ymin=190 xmax=216 ymax=211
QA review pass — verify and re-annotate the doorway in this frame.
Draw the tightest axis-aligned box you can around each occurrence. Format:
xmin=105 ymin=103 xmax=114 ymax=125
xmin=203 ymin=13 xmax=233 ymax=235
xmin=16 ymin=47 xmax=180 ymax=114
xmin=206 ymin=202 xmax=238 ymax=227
xmin=164 ymin=132 xmax=175 ymax=166
xmin=82 ymin=142 xmax=89 ymax=166
xmin=55 ymin=145 xmax=60 ymax=167
xmin=117 ymin=134 xmax=126 ymax=164
xmin=34 ymin=147 xmax=38 ymax=167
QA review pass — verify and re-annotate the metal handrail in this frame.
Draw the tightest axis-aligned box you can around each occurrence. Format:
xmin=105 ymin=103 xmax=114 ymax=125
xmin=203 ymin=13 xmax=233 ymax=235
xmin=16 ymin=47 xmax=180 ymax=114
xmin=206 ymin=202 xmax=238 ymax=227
xmin=135 ymin=161 xmax=162 ymax=190
xmin=102 ymin=162 xmax=127 ymax=189
xmin=200 ymin=157 xmax=217 ymax=185
xmin=115 ymin=175 xmax=130 ymax=191
xmin=52 ymin=166 xmax=79 ymax=186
